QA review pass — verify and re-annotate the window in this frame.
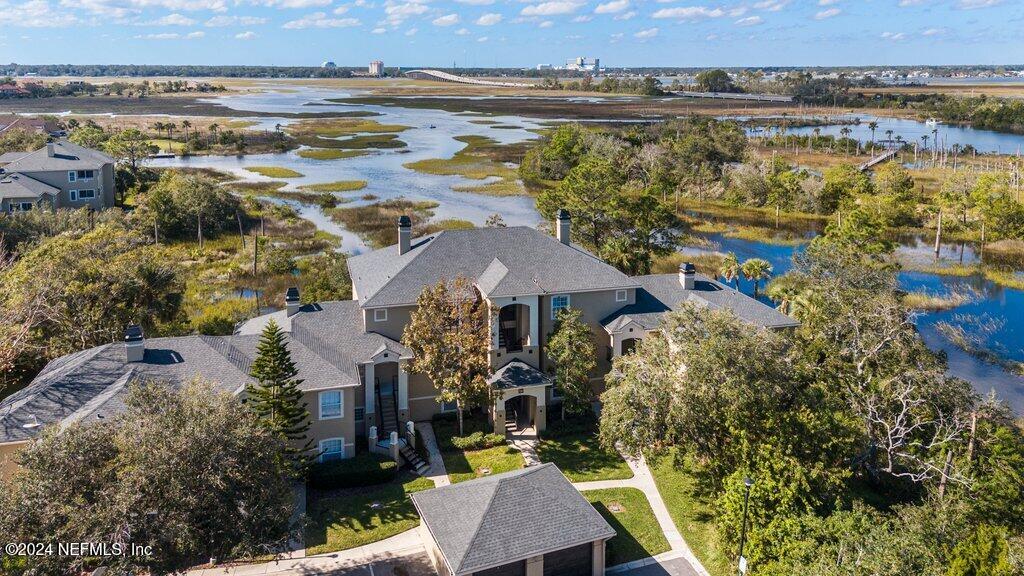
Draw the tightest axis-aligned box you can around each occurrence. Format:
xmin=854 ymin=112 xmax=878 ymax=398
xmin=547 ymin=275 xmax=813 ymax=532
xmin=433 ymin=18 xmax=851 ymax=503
xmin=10 ymin=202 xmax=32 ymax=213
xmin=67 ymin=171 xmax=76 ymax=182
xmin=69 ymin=190 xmax=77 ymax=201
xmin=77 ymin=189 xmax=95 ymax=200
xmin=373 ymin=308 xmax=387 ymax=322
xmin=319 ymin=438 xmax=345 ymax=462
xmin=76 ymin=169 xmax=94 ymax=180
xmin=441 ymin=400 xmax=457 ymax=413
xmin=615 ymin=289 xmax=628 ymax=302
xmin=551 ymin=294 xmax=570 ymax=319
xmin=354 ymin=407 xmax=365 ymax=421
xmin=319 ymin=390 xmax=343 ymax=419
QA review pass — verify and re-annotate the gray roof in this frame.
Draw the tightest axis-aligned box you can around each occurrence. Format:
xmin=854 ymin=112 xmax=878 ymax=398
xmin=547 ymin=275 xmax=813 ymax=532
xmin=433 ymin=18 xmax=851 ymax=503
xmin=488 ymin=360 xmax=551 ymax=390
xmin=348 ymin=227 xmax=639 ymax=308
xmin=601 ymin=273 xmax=799 ymax=332
xmin=2 ymin=140 xmax=113 ymax=173
xmin=0 ymin=151 xmax=29 ymax=164
xmin=0 ymin=332 xmax=355 ymax=445
xmin=411 ymin=463 xmax=615 ymax=575
xmin=0 ymin=172 xmax=59 ymax=200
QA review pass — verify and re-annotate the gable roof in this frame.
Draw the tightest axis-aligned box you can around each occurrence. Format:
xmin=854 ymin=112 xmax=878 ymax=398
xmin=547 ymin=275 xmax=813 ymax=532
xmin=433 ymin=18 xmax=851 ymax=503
xmin=0 ymin=172 xmax=59 ymax=200
xmin=487 ymin=360 xmax=551 ymax=390
xmin=348 ymin=226 xmax=638 ymax=308
xmin=0 ymin=332 xmax=355 ymax=445
xmin=601 ymin=273 xmax=800 ymax=332
xmin=410 ymin=463 xmax=615 ymax=575
xmin=3 ymin=140 xmax=113 ymax=173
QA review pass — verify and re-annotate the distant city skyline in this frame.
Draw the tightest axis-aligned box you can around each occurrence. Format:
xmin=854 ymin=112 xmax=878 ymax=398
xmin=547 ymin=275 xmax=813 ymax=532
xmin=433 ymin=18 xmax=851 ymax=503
xmin=0 ymin=0 xmax=1022 ymax=68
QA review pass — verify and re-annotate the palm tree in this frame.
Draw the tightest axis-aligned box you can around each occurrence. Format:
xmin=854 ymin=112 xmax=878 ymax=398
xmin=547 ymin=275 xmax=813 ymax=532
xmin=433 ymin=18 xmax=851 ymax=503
xmin=921 ymin=134 xmax=929 ymax=150
xmin=165 ymin=122 xmax=176 ymax=142
xmin=151 ymin=121 xmax=165 ymax=137
xmin=885 ymin=129 xmax=894 ymax=149
xmin=181 ymin=119 xmax=192 ymax=142
xmin=741 ymin=258 xmax=773 ymax=298
xmin=868 ymin=121 xmax=878 ymax=152
xmin=718 ymin=252 xmax=741 ymax=289
xmin=839 ymin=126 xmax=852 ymax=155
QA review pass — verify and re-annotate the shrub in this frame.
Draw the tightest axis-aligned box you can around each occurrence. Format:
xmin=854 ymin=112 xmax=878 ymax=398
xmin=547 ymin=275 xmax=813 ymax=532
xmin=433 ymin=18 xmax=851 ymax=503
xmin=307 ymin=452 xmax=397 ymax=490
xmin=191 ymin=298 xmax=255 ymax=335
xmin=450 ymin=432 xmax=507 ymax=451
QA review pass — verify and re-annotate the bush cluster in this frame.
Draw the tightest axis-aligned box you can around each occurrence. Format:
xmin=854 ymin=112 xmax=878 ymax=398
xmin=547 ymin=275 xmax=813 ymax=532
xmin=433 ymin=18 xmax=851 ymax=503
xmin=307 ymin=452 xmax=397 ymax=490
xmin=450 ymin=432 xmax=507 ymax=451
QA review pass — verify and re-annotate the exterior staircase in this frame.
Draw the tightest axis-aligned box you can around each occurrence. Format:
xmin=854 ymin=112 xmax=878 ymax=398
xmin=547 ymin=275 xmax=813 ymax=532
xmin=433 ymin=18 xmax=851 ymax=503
xmin=399 ymin=443 xmax=430 ymax=475
xmin=378 ymin=393 xmax=399 ymax=436
xmin=505 ymin=410 xmax=518 ymax=435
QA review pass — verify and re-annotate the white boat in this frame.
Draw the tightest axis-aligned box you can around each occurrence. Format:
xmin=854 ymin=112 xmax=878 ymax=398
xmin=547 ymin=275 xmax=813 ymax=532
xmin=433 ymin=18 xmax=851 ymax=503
xmin=925 ymin=117 xmax=942 ymax=127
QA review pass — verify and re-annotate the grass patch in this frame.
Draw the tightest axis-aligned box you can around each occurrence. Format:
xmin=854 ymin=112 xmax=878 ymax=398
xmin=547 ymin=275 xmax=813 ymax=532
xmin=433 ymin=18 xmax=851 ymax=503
xmin=298 ymin=180 xmax=368 ymax=193
xmin=901 ymin=262 xmax=1024 ymax=290
xmin=404 ymin=135 xmax=525 ymax=196
xmin=648 ymin=450 xmax=731 ymax=576
xmin=326 ymin=198 xmax=439 ymax=248
xmin=304 ymin=473 xmax=434 ymax=554
xmin=294 ymin=133 xmax=407 ymax=150
xmin=288 ymin=117 xmax=410 ymax=137
xmin=443 ymin=445 xmax=524 ymax=484
xmin=147 ymin=138 xmax=186 ymax=154
xmin=901 ymin=288 xmax=976 ymax=311
xmin=244 ymin=166 xmax=304 ymax=178
xmin=297 ymin=148 xmax=370 ymax=160
xmin=652 ymin=251 xmax=727 ymax=279
xmin=224 ymin=180 xmax=286 ymax=194
xmin=537 ymin=418 xmax=632 ymax=482
xmin=583 ymin=488 xmax=671 ymax=566
xmin=421 ymin=218 xmax=475 ymax=234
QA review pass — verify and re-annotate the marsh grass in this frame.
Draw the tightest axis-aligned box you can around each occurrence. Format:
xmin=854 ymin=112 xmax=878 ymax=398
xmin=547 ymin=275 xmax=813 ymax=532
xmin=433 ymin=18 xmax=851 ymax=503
xmin=403 ymin=135 xmax=525 ymax=196
xmin=297 ymin=148 xmax=370 ymax=160
xmin=244 ymin=166 xmax=304 ymax=178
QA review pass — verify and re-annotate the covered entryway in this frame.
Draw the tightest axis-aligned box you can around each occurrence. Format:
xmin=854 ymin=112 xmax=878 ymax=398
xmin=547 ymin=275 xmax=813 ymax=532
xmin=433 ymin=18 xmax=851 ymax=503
xmin=488 ymin=361 xmax=552 ymax=436
xmin=620 ymin=337 xmax=640 ymax=356
xmin=497 ymin=303 xmax=531 ymax=352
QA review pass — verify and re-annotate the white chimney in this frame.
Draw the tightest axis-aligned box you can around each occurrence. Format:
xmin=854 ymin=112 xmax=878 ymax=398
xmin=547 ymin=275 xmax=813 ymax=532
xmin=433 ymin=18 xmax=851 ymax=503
xmin=556 ymin=209 xmax=571 ymax=245
xmin=679 ymin=262 xmax=696 ymax=290
xmin=286 ymin=287 xmax=301 ymax=317
xmin=125 ymin=325 xmax=145 ymax=363
xmin=398 ymin=215 xmax=412 ymax=255
xmin=46 ymin=143 xmax=55 ymax=157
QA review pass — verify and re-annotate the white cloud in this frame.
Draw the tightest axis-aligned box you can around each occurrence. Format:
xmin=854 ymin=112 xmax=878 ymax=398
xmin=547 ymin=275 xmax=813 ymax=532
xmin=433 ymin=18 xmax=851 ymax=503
xmin=235 ymin=30 xmax=256 ymax=38
xmin=818 ymin=0 xmax=838 ymax=4
xmin=572 ymin=14 xmax=592 ymax=21
xmin=881 ymin=31 xmax=907 ymax=40
xmin=538 ymin=19 xmax=553 ymax=26
xmin=614 ymin=10 xmax=635 ymax=19
xmin=333 ymin=4 xmax=350 ymax=13
xmin=813 ymin=7 xmax=840 ymax=18
xmin=735 ymin=15 xmax=761 ymax=25
xmin=383 ymin=0 xmax=428 ymax=25
xmin=246 ymin=0 xmax=331 ymax=7
xmin=475 ymin=12 xmax=502 ymax=24
xmin=185 ymin=29 xmax=203 ymax=37
xmin=282 ymin=12 xmax=361 ymax=27
xmin=454 ymin=0 xmax=493 ymax=4
xmin=135 ymin=30 xmax=204 ymax=38
xmin=753 ymin=0 xmax=788 ymax=11
xmin=0 ymin=0 xmax=81 ymax=26
xmin=432 ymin=13 xmax=459 ymax=25
xmin=594 ymin=0 xmax=628 ymax=13
xmin=921 ymin=27 xmax=946 ymax=36
xmin=205 ymin=15 xmax=267 ymax=26
xmin=520 ymin=0 xmax=584 ymax=16
xmin=371 ymin=26 xmax=386 ymax=32
xmin=405 ymin=26 xmax=417 ymax=34
xmin=477 ymin=35 xmax=488 ymax=41
xmin=454 ymin=26 xmax=469 ymax=33
xmin=634 ymin=26 xmax=657 ymax=38
xmin=958 ymin=0 xmax=1002 ymax=8
xmin=144 ymin=13 xmax=195 ymax=25
xmin=652 ymin=6 xmax=725 ymax=20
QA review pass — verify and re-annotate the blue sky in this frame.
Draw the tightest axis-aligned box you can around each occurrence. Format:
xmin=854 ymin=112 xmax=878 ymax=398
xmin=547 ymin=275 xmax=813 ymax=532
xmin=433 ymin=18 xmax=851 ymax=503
xmin=0 ymin=0 xmax=1021 ymax=67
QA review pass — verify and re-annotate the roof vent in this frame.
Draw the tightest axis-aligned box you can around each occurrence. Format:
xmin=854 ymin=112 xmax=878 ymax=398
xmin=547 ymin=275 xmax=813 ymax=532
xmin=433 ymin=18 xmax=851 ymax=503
xmin=286 ymin=286 xmax=301 ymax=317
xmin=22 ymin=414 xmax=41 ymax=429
xmin=679 ymin=262 xmax=696 ymax=290
xmin=125 ymin=324 xmax=145 ymax=363
xmin=556 ymin=209 xmax=571 ymax=245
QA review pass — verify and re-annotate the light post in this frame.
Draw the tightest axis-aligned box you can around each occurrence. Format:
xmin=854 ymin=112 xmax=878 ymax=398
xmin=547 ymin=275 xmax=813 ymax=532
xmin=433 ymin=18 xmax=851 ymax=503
xmin=737 ymin=477 xmax=754 ymax=576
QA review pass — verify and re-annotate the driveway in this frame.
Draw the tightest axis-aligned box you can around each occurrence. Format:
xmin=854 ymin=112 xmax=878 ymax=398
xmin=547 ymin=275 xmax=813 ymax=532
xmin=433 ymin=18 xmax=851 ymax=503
xmin=268 ymin=551 xmax=435 ymax=576
xmin=613 ymin=556 xmax=703 ymax=576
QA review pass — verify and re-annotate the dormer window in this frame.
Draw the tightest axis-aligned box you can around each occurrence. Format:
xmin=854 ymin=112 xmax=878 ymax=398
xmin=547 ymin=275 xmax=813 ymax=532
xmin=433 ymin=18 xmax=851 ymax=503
xmin=615 ymin=289 xmax=627 ymax=302
xmin=374 ymin=308 xmax=388 ymax=322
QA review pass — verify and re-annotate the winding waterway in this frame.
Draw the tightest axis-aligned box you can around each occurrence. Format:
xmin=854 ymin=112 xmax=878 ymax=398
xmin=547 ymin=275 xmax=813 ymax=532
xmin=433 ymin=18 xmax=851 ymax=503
xmin=150 ymin=87 xmax=1024 ymax=411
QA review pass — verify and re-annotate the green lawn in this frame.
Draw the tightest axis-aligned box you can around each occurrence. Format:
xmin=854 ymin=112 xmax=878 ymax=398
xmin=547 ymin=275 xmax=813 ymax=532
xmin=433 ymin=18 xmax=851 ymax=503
xmin=647 ymin=450 xmax=732 ymax=576
xmin=297 ymin=148 xmax=370 ymax=160
xmin=584 ymin=488 xmax=671 ymax=566
xmin=443 ymin=445 xmax=524 ymax=484
xmin=244 ymin=166 xmax=304 ymax=178
xmin=304 ymin=473 xmax=434 ymax=554
xmin=536 ymin=421 xmax=633 ymax=482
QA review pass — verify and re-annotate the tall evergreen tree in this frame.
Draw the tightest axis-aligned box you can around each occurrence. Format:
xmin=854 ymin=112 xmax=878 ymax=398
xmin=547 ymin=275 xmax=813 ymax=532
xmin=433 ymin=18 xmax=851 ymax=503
xmin=546 ymin=308 xmax=597 ymax=420
xmin=247 ymin=319 xmax=313 ymax=475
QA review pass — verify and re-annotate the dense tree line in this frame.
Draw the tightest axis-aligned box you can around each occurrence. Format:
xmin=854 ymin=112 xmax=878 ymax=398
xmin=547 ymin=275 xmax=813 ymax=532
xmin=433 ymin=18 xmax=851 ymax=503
xmin=599 ymin=243 xmax=1024 ymax=575
xmin=0 ymin=64 xmax=359 ymax=78
xmin=534 ymin=75 xmax=663 ymax=95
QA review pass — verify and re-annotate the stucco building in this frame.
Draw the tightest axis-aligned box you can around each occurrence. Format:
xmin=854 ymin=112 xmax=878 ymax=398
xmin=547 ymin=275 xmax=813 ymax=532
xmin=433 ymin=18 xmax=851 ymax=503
xmin=0 ymin=140 xmax=115 ymax=213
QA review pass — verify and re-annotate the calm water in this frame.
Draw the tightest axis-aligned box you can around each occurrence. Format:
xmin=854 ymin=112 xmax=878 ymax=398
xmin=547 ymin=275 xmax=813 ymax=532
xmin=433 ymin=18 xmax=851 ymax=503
xmin=761 ymin=113 xmax=1024 ymax=155
xmin=150 ymin=87 xmax=1023 ymax=411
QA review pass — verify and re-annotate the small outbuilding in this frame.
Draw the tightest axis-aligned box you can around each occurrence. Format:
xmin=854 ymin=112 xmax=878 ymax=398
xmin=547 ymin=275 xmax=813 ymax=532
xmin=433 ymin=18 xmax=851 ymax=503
xmin=411 ymin=463 xmax=615 ymax=576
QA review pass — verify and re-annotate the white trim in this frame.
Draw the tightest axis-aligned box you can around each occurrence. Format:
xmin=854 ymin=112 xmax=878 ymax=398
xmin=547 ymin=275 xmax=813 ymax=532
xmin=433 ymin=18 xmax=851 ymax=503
xmin=318 ymin=389 xmax=343 ymax=420
xmin=550 ymin=293 xmax=570 ymax=320
xmin=409 ymin=394 xmax=440 ymax=402
xmin=615 ymin=289 xmax=628 ymax=302
xmin=373 ymin=308 xmax=388 ymax=322
xmin=67 ymin=171 xmax=76 ymax=182
xmin=318 ymin=437 xmax=346 ymax=462
xmin=76 ymin=189 xmax=96 ymax=200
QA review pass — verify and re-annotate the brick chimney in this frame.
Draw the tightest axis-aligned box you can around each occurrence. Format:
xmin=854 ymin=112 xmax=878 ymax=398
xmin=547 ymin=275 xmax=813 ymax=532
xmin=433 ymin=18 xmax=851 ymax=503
xmin=556 ymin=209 xmax=571 ymax=245
xmin=398 ymin=215 xmax=412 ymax=255
xmin=285 ymin=287 xmax=301 ymax=317
xmin=125 ymin=325 xmax=145 ymax=363
xmin=679 ymin=262 xmax=696 ymax=290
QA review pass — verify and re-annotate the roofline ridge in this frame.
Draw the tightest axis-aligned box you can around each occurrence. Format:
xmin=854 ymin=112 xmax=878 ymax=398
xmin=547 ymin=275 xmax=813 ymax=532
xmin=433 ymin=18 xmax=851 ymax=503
xmin=359 ymin=230 xmax=448 ymax=309
xmin=0 ymin=344 xmax=109 ymax=422
xmin=455 ymin=474 xmax=507 ymax=573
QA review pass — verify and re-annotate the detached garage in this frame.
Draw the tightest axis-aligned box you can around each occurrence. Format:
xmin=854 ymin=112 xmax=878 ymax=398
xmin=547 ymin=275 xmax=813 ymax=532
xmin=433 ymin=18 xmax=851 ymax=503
xmin=410 ymin=463 xmax=616 ymax=576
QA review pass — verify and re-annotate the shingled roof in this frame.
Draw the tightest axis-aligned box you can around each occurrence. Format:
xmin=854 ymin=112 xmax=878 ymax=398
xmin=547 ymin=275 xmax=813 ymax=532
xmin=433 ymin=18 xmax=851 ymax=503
xmin=601 ymin=273 xmax=799 ymax=332
xmin=2 ymin=140 xmax=113 ymax=172
xmin=0 ymin=173 xmax=59 ymax=200
xmin=411 ymin=463 xmax=615 ymax=575
xmin=347 ymin=227 xmax=638 ymax=308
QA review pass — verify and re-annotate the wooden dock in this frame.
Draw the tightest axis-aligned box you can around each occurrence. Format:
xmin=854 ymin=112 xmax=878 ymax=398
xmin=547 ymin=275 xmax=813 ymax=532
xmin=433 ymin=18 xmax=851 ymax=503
xmin=859 ymin=149 xmax=898 ymax=171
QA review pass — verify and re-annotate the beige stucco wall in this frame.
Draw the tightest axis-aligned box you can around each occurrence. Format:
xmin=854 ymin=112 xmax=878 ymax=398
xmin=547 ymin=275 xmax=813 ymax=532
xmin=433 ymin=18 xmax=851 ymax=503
xmin=363 ymin=305 xmax=415 ymax=342
xmin=0 ymin=441 xmax=28 ymax=480
xmin=18 ymin=164 xmax=115 ymax=211
xmin=539 ymin=288 xmax=635 ymax=377
xmin=301 ymin=386 xmax=356 ymax=459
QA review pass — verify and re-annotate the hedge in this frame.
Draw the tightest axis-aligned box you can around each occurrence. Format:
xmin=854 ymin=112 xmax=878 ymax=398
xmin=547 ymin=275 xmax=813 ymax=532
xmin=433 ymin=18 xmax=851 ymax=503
xmin=308 ymin=452 xmax=397 ymax=490
xmin=450 ymin=431 xmax=507 ymax=451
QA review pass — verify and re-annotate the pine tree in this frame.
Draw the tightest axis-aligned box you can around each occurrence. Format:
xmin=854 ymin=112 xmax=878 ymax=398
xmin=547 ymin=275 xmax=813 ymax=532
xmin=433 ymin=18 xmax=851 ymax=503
xmin=247 ymin=319 xmax=313 ymax=475
xmin=546 ymin=308 xmax=597 ymax=420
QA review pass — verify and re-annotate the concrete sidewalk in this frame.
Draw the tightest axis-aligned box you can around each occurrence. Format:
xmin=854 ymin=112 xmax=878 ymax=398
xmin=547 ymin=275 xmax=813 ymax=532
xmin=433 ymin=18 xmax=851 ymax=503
xmin=414 ymin=421 xmax=449 ymax=487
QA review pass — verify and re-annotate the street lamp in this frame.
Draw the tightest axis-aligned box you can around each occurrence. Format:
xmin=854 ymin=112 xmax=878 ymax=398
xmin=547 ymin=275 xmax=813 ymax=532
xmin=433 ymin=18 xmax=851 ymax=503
xmin=737 ymin=477 xmax=754 ymax=576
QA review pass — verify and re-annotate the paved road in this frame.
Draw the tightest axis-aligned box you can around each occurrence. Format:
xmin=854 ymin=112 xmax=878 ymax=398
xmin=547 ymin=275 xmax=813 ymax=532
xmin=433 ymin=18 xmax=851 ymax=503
xmin=294 ymin=552 xmax=435 ymax=575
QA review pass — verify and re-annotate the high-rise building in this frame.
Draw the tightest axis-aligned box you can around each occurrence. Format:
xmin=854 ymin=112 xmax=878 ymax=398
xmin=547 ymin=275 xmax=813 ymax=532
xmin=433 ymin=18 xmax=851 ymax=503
xmin=369 ymin=60 xmax=384 ymax=77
